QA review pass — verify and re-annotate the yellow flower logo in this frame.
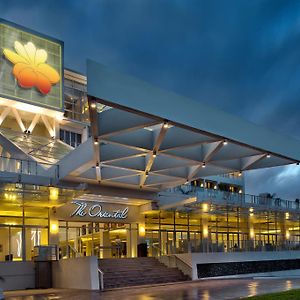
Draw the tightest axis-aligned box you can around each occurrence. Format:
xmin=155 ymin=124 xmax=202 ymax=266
xmin=3 ymin=41 xmax=60 ymax=95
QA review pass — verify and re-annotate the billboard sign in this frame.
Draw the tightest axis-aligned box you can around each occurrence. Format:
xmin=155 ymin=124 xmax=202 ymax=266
xmin=0 ymin=19 xmax=63 ymax=111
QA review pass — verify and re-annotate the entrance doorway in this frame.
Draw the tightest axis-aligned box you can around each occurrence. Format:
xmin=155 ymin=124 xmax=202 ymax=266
xmin=58 ymin=221 xmax=138 ymax=259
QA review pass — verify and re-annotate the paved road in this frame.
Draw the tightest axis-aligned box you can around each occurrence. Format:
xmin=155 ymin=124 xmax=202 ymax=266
xmin=4 ymin=278 xmax=300 ymax=299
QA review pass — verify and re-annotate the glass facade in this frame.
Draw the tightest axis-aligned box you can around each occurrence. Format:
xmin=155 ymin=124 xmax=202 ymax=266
xmin=145 ymin=205 xmax=300 ymax=256
xmin=64 ymin=77 xmax=89 ymax=123
xmin=0 ymin=183 xmax=76 ymax=261
xmin=1 ymin=182 xmax=300 ymax=261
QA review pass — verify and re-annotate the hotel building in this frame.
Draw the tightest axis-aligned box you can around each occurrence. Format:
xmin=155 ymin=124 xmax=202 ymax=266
xmin=1 ymin=19 xmax=300 ymax=290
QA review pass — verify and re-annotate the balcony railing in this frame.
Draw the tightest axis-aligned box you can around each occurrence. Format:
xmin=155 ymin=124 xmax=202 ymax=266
xmin=168 ymin=185 xmax=299 ymax=212
xmin=0 ymin=156 xmax=59 ymax=179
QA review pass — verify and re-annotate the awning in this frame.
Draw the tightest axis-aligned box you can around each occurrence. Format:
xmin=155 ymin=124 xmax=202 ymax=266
xmin=56 ymin=60 xmax=300 ymax=191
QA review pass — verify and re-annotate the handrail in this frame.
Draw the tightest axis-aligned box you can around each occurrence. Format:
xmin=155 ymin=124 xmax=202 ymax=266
xmin=68 ymin=244 xmax=81 ymax=257
xmin=98 ymin=268 xmax=104 ymax=290
xmin=151 ymin=243 xmax=166 ymax=256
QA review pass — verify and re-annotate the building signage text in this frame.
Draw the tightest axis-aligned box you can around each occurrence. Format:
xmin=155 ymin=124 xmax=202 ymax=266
xmin=70 ymin=201 xmax=129 ymax=220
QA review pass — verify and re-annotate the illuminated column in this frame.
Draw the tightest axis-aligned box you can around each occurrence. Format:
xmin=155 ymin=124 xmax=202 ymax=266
xmin=128 ymin=224 xmax=138 ymax=258
xmin=279 ymin=212 xmax=288 ymax=247
xmin=247 ymin=208 xmax=255 ymax=251
xmin=48 ymin=209 xmax=59 ymax=246
xmin=201 ymin=203 xmax=209 ymax=252
xmin=25 ymin=229 xmax=32 ymax=261
xmin=99 ymin=228 xmax=110 ymax=258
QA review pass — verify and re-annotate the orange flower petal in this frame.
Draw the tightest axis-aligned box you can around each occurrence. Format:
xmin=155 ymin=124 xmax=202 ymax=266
xmin=13 ymin=63 xmax=32 ymax=77
xmin=36 ymin=72 xmax=52 ymax=95
xmin=16 ymin=67 xmax=37 ymax=89
xmin=37 ymin=63 xmax=60 ymax=84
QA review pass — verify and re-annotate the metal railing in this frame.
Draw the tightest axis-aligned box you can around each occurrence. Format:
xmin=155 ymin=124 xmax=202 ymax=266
xmin=150 ymin=239 xmax=300 ymax=256
xmin=168 ymin=185 xmax=300 ymax=212
xmin=0 ymin=155 xmax=59 ymax=179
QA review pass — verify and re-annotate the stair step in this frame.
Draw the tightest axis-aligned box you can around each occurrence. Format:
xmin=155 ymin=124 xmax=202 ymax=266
xmin=98 ymin=257 xmax=190 ymax=289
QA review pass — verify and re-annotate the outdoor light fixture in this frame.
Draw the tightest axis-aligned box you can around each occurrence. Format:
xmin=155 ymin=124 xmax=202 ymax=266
xmin=153 ymin=151 xmax=157 ymax=158
xmin=266 ymin=154 xmax=271 ymax=158
xmin=163 ymin=122 xmax=169 ymax=129
xmin=238 ymin=171 xmax=242 ymax=176
xmin=94 ymin=138 xmax=99 ymax=145
xmin=96 ymin=162 xmax=100 ymax=169
xmin=90 ymin=102 xmax=96 ymax=109
xmin=145 ymin=171 xmax=149 ymax=177
xmin=202 ymin=162 xmax=206 ymax=168
xmin=223 ymin=139 xmax=228 ymax=145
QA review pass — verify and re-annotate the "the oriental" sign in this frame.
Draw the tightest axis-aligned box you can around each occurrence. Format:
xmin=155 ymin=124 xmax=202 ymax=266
xmin=70 ymin=201 xmax=129 ymax=220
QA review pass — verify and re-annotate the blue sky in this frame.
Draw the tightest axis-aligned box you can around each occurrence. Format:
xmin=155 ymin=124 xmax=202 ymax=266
xmin=2 ymin=0 xmax=300 ymax=199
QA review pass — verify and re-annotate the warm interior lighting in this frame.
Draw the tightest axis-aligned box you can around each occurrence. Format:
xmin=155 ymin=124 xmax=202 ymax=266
xmin=286 ymin=230 xmax=290 ymax=239
xmin=90 ymin=102 xmax=96 ymax=109
xmin=250 ymin=228 xmax=255 ymax=239
xmin=50 ymin=222 xmax=59 ymax=234
xmin=202 ymin=203 xmax=209 ymax=212
xmin=49 ymin=187 xmax=59 ymax=201
xmin=203 ymin=226 xmax=209 ymax=238
xmin=285 ymin=212 xmax=289 ymax=220
xmin=55 ymin=113 xmax=64 ymax=121
xmin=139 ymin=225 xmax=146 ymax=236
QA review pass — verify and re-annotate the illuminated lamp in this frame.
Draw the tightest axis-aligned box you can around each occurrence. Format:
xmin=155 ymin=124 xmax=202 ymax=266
xmin=139 ymin=225 xmax=146 ymax=237
xmin=90 ymin=102 xmax=96 ymax=109
xmin=202 ymin=162 xmax=206 ymax=168
xmin=50 ymin=221 xmax=59 ymax=234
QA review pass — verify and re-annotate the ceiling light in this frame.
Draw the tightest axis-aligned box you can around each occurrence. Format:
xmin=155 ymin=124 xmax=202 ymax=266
xmin=163 ymin=122 xmax=169 ymax=129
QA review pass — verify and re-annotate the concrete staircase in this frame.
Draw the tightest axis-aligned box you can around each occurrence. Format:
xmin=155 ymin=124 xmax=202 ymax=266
xmin=98 ymin=257 xmax=190 ymax=289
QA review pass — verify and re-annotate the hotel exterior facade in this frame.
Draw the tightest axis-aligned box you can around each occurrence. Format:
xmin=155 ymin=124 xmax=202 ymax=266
xmin=1 ymin=19 xmax=300 ymax=290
